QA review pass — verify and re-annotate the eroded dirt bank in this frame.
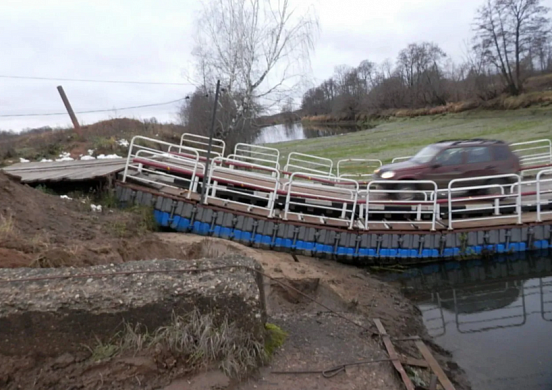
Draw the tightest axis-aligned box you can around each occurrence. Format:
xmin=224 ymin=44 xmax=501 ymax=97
xmin=159 ymin=235 xmax=471 ymax=390
xmin=0 ymin=175 xmax=469 ymax=389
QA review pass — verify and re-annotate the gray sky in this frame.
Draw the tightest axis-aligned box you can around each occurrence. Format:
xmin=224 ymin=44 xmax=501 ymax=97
xmin=1 ymin=0 xmax=550 ymax=131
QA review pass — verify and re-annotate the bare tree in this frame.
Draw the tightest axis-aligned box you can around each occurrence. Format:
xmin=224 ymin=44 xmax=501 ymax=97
xmin=185 ymin=0 xmax=319 ymax=143
xmin=473 ymin=0 xmax=550 ymax=95
xmin=396 ymin=42 xmax=448 ymax=106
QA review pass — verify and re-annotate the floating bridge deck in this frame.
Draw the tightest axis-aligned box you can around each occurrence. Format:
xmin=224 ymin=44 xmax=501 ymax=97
xmin=114 ymin=134 xmax=552 ymax=264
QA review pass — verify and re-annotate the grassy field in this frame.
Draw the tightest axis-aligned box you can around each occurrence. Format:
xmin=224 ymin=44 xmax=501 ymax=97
xmin=266 ymin=107 xmax=552 ymax=173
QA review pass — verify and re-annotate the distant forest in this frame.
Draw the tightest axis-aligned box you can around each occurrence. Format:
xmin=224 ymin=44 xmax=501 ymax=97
xmin=301 ymin=0 xmax=552 ymax=119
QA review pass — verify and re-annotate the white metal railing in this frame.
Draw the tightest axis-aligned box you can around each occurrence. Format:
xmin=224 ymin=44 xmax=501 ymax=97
xmin=284 ymin=173 xmax=359 ymax=229
xmin=447 ymin=174 xmax=522 ymax=230
xmin=536 ymin=169 xmax=552 ymax=222
xmin=205 ymin=157 xmax=280 ymax=218
xmin=123 ymin=136 xmax=204 ymax=197
xmin=392 ymin=156 xmax=412 ymax=163
xmin=511 ymin=139 xmax=552 ymax=167
xmin=337 ymin=159 xmax=382 ymax=180
xmin=364 ymin=180 xmax=438 ymax=231
xmin=284 ymin=152 xmax=334 ymax=178
xmin=231 ymin=143 xmax=280 ymax=170
xmin=122 ymin=136 xmax=552 ymax=231
xmin=177 ymin=133 xmax=226 ymax=158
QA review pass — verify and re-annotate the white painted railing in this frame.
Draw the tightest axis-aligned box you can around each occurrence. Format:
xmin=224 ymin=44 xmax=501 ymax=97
xmin=231 ymin=143 xmax=280 ymax=170
xmin=284 ymin=152 xmax=334 ymax=178
xmin=511 ymin=139 xmax=552 ymax=166
xmin=123 ymin=136 xmax=204 ymax=198
xmin=447 ymin=174 xmax=522 ymax=230
xmin=364 ymin=180 xmax=438 ymax=231
xmin=205 ymin=157 xmax=280 ymax=218
xmin=283 ymin=173 xmax=359 ymax=229
xmin=122 ymin=135 xmax=552 ymax=230
xmin=178 ymin=133 xmax=226 ymax=158
xmin=392 ymin=156 xmax=412 ymax=163
xmin=337 ymin=159 xmax=382 ymax=180
xmin=536 ymin=169 xmax=552 ymax=222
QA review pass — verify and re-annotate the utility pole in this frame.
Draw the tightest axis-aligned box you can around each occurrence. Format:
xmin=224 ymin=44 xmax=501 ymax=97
xmin=200 ymin=80 xmax=221 ymax=204
xmin=56 ymin=85 xmax=81 ymax=132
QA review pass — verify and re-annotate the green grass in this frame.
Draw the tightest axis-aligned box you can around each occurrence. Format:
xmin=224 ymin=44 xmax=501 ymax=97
xmin=267 ymin=108 xmax=552 ymax=173
xmin=264 ymin=323 xmax=288 ymax=358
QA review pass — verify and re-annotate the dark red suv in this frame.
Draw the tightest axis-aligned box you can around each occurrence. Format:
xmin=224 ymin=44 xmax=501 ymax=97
xmin=373 ymin=139 xmax=521 ymax=200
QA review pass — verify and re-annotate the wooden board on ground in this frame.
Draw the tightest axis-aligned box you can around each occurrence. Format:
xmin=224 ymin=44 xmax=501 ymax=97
xmin=373 ymin=318 xmax=415 ymax=390
xmin=415 ymin=340 xmax=456 ymax=390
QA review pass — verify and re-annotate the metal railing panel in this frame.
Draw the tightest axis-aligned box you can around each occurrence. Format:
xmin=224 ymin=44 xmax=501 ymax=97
xmin=123 ymin=136 xmax=204 ymax=197
xmin=283 ymin=173 xmax=359 ymax=229
xmin=447 ymin=174 xmax=522 ymax=230
xmin=511 ymin=139 xmax=552 ymax=166
xmin=391 ymin=156 xmax=412 ymax=164
xmin=284 ymin=152 xmax=334 ymax=178
xmin=232 ymin=143 xmax=280 ymax=170
xmin=205 ymin=157 xmax=280 ymax=218
xmin=178 ymin=133 xmax=226 ymax=158
xmin=337 ymin=158 xmax=382 ymax=180
xmin=365 ymin=180 xmax=438 ymax=231
xmin=536 ymin=169 xmax=552 ymax=222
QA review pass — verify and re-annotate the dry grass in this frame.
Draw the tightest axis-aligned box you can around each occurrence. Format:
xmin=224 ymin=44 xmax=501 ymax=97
xmin=87 ymin=309 xmax=267 ymax=378
xmin=0 ymin=213 xmax=15 ymax=237
xmin=302 ymin=91 xmax=552 ymax=124
xmin=0 ymin=118 xmax=184 ymax=163
xmin=28 ymin=233 xmax=52 ymax=253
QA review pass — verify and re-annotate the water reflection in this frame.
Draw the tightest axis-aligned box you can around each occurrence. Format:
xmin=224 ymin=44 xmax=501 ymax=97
xmin=253 ymin=122 xmax=358 ymax=144
xmin=384 ymin=252 xmax=552 ymax=390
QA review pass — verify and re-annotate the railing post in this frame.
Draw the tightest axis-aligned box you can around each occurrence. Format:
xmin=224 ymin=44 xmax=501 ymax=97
xmin=365 ymin=183 xmax=371 ymax=230
xmin=537 ymin=171 xmax=542 ymax=222
xmin=200 ymin=79 xmax=221 ymax=205
xmin=447 ymin=184 xmax=453 ymax=230
xmin=122 ymin=136 xmax=138 ymax=182
xmin=283 ymin=175 xmax=293 ymax=221
xmin=431 ymin=184 xmax=437 ymax=231
xmin=517 ymin=175 xmax=523 ymax=225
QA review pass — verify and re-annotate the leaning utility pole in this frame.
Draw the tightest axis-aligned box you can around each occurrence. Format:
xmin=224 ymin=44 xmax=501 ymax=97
xmin=56 ymin=85 xmax=81 ymax=132
xmin=200 ymin=79 xmax=221 ymax=204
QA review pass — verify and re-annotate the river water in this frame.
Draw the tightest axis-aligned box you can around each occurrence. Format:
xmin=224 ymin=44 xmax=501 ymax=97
xmin=253 ymin=123 xmax=357 ymax=144
xmin=383 ymin=252 xmax=552 ymax=390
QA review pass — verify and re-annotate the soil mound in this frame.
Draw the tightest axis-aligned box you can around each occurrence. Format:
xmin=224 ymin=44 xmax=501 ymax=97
xmin=0 ymin=172 xmax=183 ymax=268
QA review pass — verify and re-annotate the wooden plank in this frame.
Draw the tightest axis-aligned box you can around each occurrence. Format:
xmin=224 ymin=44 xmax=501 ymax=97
xmin=373 ymin=319 xmax=415 ymax=390
xmin=429 ymin=375 xmax=438 ymax=390
xmin=401 ymin=357 xmax=429 ymax=368
xmin=415 ymin=340 xmax=456 ymax=390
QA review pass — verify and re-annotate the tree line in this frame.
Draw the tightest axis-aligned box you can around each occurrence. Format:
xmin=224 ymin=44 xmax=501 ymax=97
xmin=301 ymin=0 xmax=552 ymax=119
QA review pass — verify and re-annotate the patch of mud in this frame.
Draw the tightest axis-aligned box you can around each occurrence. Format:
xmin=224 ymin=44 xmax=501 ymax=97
xmin=0 ymin=248 xmax=31 ymax=268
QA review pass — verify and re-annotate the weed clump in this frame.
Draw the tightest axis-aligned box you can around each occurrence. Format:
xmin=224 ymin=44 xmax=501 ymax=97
xmin=86 ymin=309 xmax=266 ymax=378
xmin=0 ymin=213 xmax=15 ymax=237
xmin=264 ymin=323 xmax=288 ymax=358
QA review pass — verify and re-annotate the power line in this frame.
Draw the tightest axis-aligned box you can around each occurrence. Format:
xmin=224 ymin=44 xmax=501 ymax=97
xmin=0 ymin=97 xmax=188 ymax=118
xmin=0 ymin=74 xmax=196 ymax=86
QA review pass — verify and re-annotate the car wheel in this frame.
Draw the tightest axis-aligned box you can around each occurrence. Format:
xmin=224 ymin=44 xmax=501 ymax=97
xmin=392 ymin=182 xmax=420 ymax=201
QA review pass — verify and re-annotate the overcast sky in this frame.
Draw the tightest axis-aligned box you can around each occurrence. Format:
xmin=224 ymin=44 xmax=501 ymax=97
xmin=1 ymin=0 xmax=550 ymax=132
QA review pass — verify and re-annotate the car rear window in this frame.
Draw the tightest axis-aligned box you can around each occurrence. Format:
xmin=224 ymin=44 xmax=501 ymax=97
xmin=466 ymin=147 xmax=492 ymax=163
xmin=494 ymin=145 xmax=512 ymax=161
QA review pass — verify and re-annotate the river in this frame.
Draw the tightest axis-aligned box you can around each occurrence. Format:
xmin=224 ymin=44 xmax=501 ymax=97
xmin=253 ymin=123 xmax=358 ymax=144
xmin=382 ymin=251 xmax=552 ymax=390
